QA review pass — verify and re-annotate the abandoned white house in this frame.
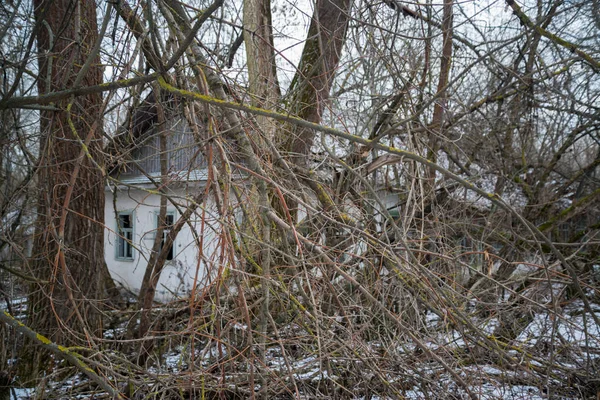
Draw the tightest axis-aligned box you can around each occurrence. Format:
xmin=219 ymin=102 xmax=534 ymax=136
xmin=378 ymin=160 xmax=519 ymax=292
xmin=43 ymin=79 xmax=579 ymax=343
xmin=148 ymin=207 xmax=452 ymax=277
xmin=104 ymin=93 xmax=233 ymax=301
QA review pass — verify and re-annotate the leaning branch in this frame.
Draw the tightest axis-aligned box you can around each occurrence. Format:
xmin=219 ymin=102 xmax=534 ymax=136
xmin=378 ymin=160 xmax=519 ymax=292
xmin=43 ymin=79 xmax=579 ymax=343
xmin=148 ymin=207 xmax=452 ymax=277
xmin=0 ymin=311 xmax=124 ymax=399
xmin=153 ymin=76 xmax=510 ymax=206
xmin=538 ymin=187 xmax=600 ymax=233
xmin=0 ymin=73 xmax=158 ymax=110
xmin=0 ymin=263 xmax=47 ymax=284
xmin=506 ymin=0 xmax=600 ymax=71
xmin=157 ymin=76 xmax=600 ymax=328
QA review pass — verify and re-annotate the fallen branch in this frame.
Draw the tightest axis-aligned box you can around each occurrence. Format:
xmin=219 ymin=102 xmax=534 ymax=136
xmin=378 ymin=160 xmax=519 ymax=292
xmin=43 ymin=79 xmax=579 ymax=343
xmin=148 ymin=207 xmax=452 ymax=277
xmin=0 ymin=310 xmax=124 ymax=400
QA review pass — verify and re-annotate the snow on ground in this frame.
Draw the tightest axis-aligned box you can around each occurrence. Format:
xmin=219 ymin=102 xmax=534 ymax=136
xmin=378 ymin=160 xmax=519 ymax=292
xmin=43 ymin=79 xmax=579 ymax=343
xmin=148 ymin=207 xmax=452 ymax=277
xmin=6 ymin=300 xmax=600 ymax=399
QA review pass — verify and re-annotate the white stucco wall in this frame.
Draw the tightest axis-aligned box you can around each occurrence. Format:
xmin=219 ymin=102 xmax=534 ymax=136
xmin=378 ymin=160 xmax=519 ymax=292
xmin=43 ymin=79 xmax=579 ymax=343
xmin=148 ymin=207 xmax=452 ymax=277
xmin=104 ymin=181 xmax=222 ymax=301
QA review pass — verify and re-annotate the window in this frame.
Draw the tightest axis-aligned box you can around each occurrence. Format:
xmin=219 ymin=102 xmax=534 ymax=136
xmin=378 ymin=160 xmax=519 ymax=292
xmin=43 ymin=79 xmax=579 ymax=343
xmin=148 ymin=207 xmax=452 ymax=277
xmin=157 ymin=211 xmax=176 ymax=260
xmin=116 ymin=212 xmax=134 ymax=260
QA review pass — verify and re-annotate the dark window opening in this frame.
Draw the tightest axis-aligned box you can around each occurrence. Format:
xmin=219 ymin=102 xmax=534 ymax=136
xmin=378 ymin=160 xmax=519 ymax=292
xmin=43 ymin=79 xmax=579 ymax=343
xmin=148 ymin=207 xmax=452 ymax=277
xmin=158 ymin=212 xmax=175 ymax=260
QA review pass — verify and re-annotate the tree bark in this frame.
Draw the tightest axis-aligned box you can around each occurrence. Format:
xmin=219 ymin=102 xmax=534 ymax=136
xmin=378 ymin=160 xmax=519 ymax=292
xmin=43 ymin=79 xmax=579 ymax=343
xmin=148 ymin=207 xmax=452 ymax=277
xmin=135 ymin=92 xmax=169 ymax=352
xmin=19 ymin=0 xmax=112 ymax=381
xmin=285 ymin=0 xmax=352 ymax=164
xmin=244 ymin=0 xmax=280 ymax=138
xmin=425 ymin=0 xmax=453 ymax=206
xmin=243 ymin=1 xmax=280 ymax=393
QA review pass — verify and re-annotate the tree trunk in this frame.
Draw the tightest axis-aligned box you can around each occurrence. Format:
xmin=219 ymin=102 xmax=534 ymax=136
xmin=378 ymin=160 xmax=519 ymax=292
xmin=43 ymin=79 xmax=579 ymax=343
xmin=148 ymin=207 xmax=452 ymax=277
xmin=425 ymin=0 xmax=453 ymax=209
xmin=135 ymin=93 xmax=169 ymax=355
xmin=244 ymin=0 xmax=280 ymax=138
xmin=243 ymin=1 xmax=280 ymax=393
xmin=285 ymin=0 xmax=352 ymax=165
xmin=18 ymin=0 xmax=113 ymax=382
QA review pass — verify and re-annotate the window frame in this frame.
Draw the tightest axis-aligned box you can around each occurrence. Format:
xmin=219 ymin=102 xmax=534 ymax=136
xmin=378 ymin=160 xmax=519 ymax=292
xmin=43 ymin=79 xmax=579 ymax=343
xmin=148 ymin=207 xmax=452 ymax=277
xmin=116 ymin=211 xmax=135 ymax=261
xmin=155 ymin=210 xmax=176 ymax=261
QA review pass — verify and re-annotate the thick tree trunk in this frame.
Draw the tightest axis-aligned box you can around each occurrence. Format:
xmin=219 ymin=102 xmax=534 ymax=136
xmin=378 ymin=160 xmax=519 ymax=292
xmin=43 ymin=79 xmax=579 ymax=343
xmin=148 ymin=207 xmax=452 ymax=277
xmin=19 ymin=0 xmax=112 ymax=382
xmin=244 ymin=0 xmax=280 ymax=136
xmin=285 ymin=0 xmax=352 ymax=164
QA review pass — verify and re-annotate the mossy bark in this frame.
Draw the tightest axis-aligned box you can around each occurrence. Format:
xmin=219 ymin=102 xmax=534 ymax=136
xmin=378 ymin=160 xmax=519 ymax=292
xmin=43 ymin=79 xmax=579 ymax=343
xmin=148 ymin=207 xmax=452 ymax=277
xmin=18 ymin=0 xmax=113 ymax=383
xmin=285 ymin=0 xmax=352 ymax=164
